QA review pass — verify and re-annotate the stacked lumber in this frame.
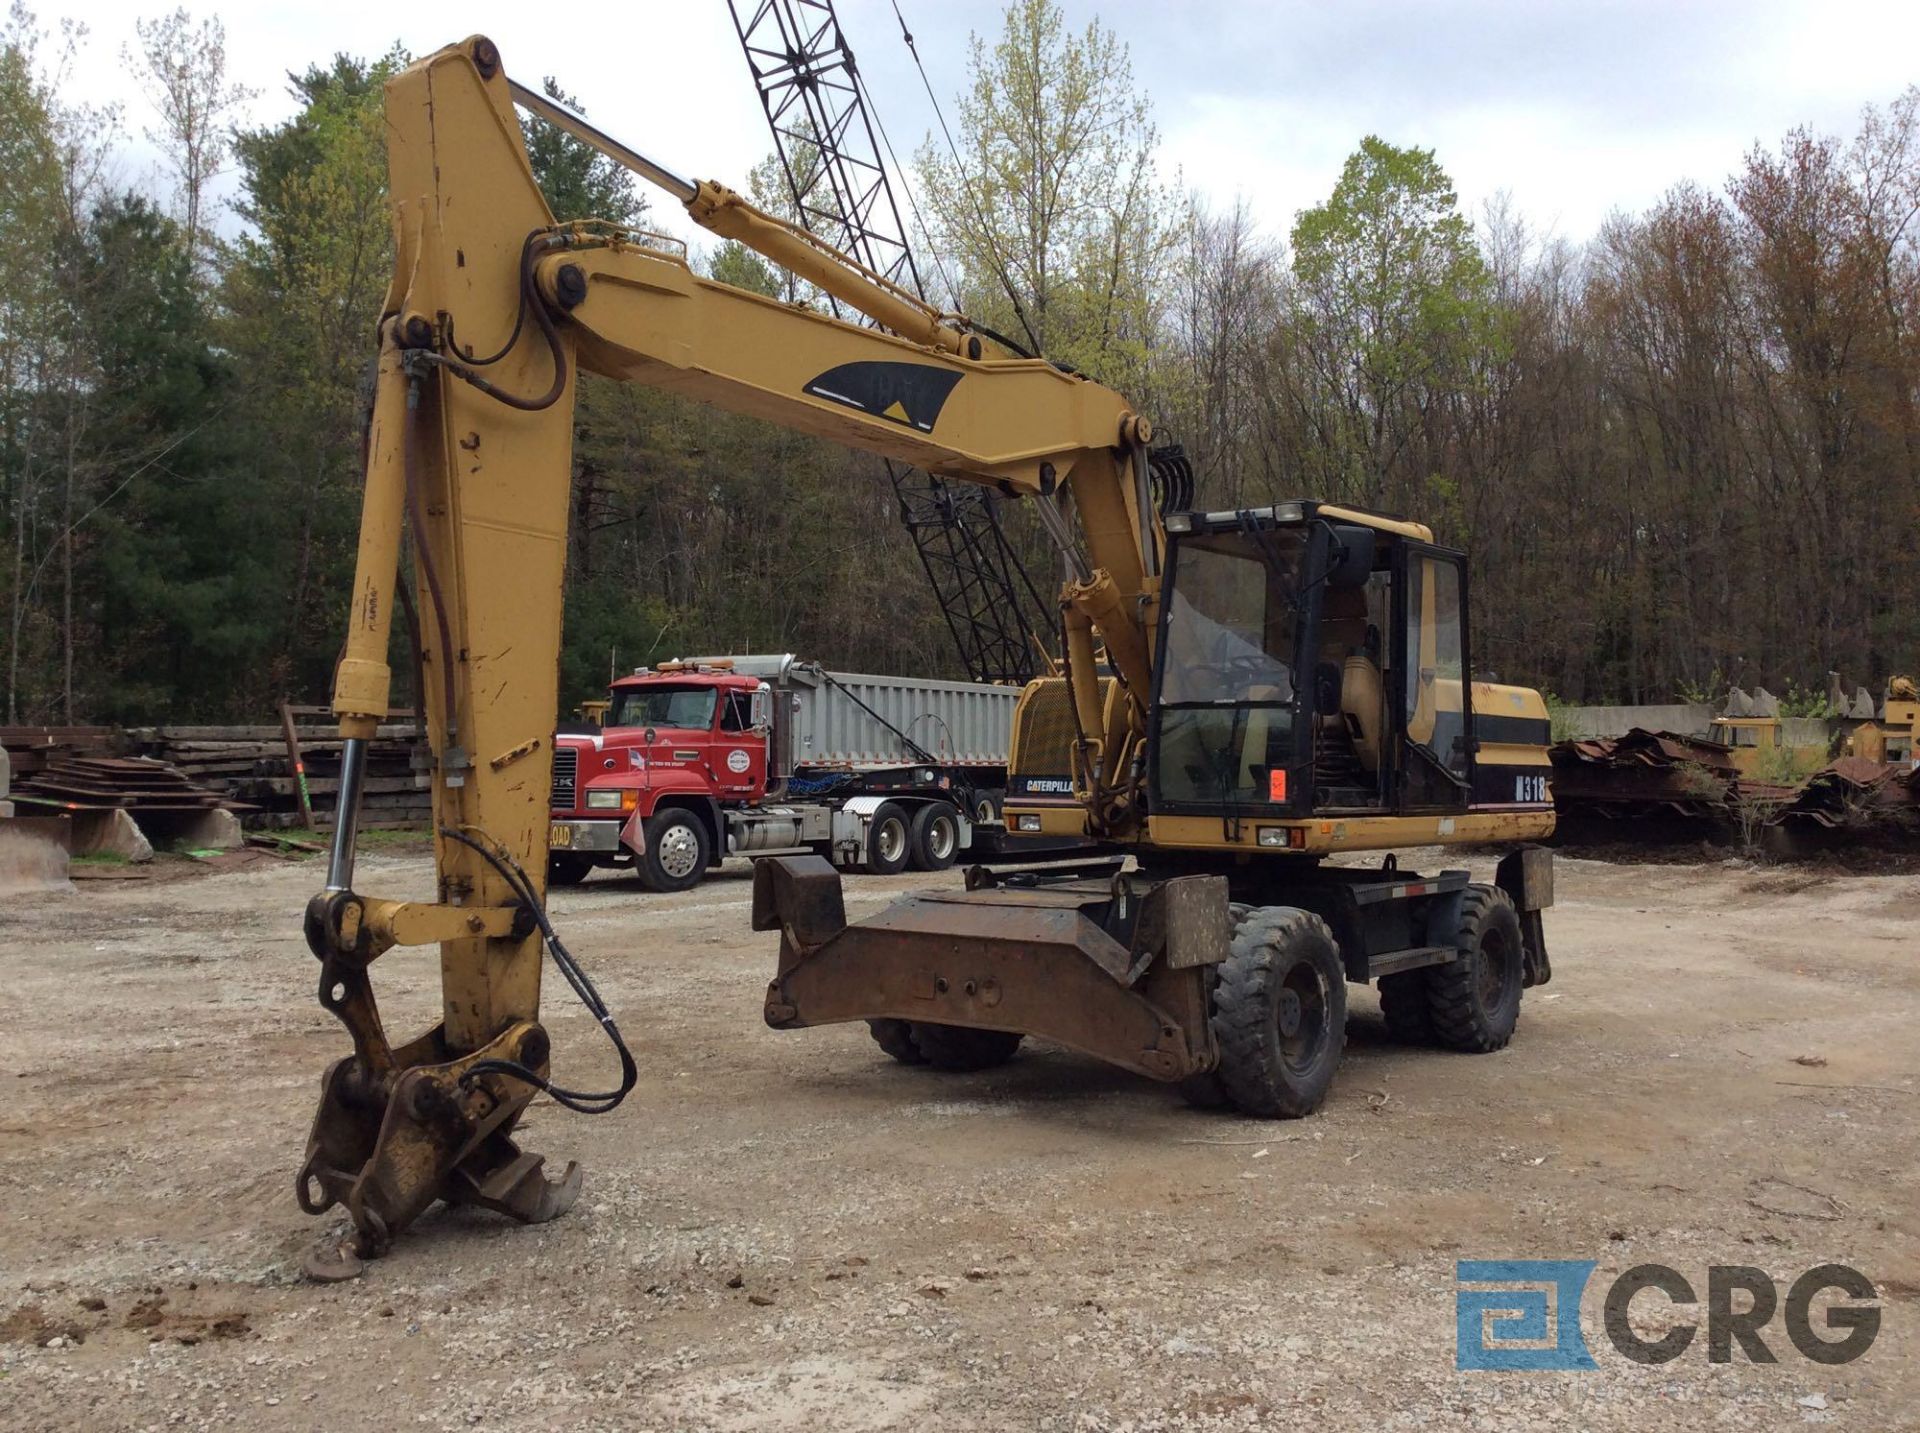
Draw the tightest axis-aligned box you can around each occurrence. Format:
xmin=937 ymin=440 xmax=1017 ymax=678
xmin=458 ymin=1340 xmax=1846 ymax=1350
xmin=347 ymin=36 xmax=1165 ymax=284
xmin=130 ymin=718 xmax=428 ymax=829
xmin=0 ymin=725 xmax=115 ymax=780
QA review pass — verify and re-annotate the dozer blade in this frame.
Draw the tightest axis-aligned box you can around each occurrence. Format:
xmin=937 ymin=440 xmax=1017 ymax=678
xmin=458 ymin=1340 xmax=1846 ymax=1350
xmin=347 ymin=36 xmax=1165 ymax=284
xmin=0 ymin=815 xmax=72 ymax=895
xmin=755 ymin=855 xmax=1224 ymax=1083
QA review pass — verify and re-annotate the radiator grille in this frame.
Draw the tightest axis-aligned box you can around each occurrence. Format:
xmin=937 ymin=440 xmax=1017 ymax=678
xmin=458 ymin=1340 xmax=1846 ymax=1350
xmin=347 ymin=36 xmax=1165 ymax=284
xmin=1010 ymin=676 xmax=1114 ymax=778
xmin=550 ymin=746 xmax=578 ymax=809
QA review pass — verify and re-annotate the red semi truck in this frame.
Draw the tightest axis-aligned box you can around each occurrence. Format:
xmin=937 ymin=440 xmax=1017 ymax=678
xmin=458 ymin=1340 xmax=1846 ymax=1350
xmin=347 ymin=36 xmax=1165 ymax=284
xmin=547 ymin=654 xmax=1020 ymax=891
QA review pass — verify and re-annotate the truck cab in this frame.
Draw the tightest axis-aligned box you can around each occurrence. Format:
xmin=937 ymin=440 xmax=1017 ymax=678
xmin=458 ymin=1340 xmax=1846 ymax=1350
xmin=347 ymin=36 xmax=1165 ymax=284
xmin=549 ymin=655 xmax=1015 ymax=892
xmin=549 ymin=661 xmax=773 ymax=892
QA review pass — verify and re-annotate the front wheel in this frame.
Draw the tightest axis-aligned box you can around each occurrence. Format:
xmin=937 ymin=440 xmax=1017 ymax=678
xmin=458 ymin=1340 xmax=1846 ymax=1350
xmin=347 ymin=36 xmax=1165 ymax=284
xmin=636 ymin=809 xmax=710 ymax=893
xmin=1209 ymin=907 xmax=1347 ymax=1118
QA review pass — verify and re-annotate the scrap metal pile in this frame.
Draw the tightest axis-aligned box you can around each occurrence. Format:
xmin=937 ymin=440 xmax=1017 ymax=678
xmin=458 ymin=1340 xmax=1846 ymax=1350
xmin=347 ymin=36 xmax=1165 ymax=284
xmin=1549 ymin=730 xmax=1740 ymax=824
xmin=1550 ymin=729 xmax=1920 ymax=850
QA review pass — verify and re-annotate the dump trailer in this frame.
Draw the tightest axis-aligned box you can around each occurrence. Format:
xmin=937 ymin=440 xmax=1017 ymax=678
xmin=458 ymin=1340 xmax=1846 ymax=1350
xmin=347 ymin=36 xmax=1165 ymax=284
xmin=548 ymin=654 xmax=1037 ymax=891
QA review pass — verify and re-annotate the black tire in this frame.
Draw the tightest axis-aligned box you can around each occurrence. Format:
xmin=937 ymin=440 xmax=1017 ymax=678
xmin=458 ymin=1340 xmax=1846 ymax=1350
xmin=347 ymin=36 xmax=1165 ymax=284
xmin=867 ymin=1018 xmax=926 ymax=1065
xmin=1377 ymin=970 xmax=1437 ymax=1044
xmin=636 ymin=809 xmax=710 ymax=893
xmin=1210 ymin=907 xmax=1347 ymax=1118
xmin=863 ymin=802 xmax=911 ymax=875
xmin=971 ymin=790 xmax=1003 ymax=825
xmin=1426 ymin=884 xmax=1525 ymax=1053
xmin=546 ymin=853 xmax=594 ymax=888
xmin=908 ymin=1022 xmax=1023 ymax=1071
xmin=909 ymin=804 xmax=961 ymax=871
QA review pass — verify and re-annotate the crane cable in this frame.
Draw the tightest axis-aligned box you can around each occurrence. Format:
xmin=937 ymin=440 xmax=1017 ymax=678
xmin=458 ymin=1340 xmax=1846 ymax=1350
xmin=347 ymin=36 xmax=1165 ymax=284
xmin=889 ymin=0 xmax=1045 ymax=357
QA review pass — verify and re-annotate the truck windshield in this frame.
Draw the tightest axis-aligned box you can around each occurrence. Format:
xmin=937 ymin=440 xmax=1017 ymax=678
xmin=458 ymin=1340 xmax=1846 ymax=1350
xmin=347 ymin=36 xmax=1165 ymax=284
xmin=609 ymin=685 xmax=717 ymax=731
xmin=1154 ymin=528 xmax=1303 ymax=806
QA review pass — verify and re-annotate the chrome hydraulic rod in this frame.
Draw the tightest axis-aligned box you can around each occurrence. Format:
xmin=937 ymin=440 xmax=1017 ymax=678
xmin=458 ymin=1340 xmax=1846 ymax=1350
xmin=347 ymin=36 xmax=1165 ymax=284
xmin=324 ymin=737 xmax=368 ymax=892
xmin=508 ymin=80 xmax=697 ymax=204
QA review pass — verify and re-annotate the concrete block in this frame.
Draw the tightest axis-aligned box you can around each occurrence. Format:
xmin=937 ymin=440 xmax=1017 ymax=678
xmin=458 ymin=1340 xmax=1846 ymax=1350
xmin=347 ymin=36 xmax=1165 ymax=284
xmin=71 ymin=807 xmax=155 ymax=863
xmin=140 ymin=807 xmax=245 ymax=851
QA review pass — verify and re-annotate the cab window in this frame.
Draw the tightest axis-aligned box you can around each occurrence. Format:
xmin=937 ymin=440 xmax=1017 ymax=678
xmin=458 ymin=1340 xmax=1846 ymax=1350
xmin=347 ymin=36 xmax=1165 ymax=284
xmin=1402 ymin=554 xmax=1470 ymax=787
xmin=1153 ymin=528 xmax=1303 ymax=806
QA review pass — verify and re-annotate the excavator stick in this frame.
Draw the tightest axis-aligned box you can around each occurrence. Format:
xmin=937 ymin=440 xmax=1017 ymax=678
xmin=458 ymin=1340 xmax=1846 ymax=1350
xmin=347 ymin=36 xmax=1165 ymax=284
xmin=755 ymin=855 xmax=1229 ymax=1082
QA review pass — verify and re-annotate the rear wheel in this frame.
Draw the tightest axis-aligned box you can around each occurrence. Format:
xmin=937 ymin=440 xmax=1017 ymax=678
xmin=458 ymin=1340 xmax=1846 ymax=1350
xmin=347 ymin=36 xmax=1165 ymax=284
xmin=546 ymin=853 xmax=594 ymax=888
xmin=867 ymin=1018 xmax=926 ymax=1065
xmin=909 ymin=1022 xmax=1023 ymax=1071
xmin=1425 ymin=884 xmax=1525 ymax=1052
xmin=1210 ymin=907 xmax=1347 ymax=1118
xmin=909 ymin=804 xmax=961 ymax=871
xmin=863 ymin=802 xmax=911 ymax=875
xmin=636 ymin=809 xmax=710 ymax=893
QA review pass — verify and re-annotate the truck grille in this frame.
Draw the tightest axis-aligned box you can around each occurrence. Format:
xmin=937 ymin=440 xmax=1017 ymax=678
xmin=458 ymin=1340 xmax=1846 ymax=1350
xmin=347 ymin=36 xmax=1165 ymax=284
xmin=550 ymin=746 xmax=578 ymax=809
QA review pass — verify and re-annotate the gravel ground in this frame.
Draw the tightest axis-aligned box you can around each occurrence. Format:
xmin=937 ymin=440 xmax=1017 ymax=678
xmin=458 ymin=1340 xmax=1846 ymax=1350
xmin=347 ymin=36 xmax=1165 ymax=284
xmin=0 ymin=847 xmax=1914 ymax=1430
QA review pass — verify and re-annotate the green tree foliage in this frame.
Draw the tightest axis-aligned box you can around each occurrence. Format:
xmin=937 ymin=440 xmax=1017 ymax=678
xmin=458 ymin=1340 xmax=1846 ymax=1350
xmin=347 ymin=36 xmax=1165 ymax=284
xmin=220 ymin=49 xmax=406 ymax=709
xmin=914 ymin=0 xmax=1172 ymax=390
xmin=1287 ymin=137 xmax=1502 ymax=512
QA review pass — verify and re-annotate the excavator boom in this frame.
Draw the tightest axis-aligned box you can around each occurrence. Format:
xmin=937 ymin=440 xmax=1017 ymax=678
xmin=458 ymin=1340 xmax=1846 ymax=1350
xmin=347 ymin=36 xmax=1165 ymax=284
xmin=301 ymin=36 xmax=1557 ymax=1274
xmin=299 ymin=36 xmax=1156 ymax=1274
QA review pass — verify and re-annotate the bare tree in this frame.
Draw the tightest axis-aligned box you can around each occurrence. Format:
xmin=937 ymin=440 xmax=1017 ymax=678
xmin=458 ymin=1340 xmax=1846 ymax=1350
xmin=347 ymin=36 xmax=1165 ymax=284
xmin=127 ymin=8 xmax=254 ymax=273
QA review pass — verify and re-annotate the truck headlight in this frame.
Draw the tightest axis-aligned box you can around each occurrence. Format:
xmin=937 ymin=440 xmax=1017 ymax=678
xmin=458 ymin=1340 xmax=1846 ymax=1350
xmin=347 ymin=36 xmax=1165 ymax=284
xmin=586 ymin=789 xmax=623 ymax=810
xmin=1016 ymin=813 xmax=1042 ymax=832
xmin=1257 ymin=826 xmax=1302 ymax=849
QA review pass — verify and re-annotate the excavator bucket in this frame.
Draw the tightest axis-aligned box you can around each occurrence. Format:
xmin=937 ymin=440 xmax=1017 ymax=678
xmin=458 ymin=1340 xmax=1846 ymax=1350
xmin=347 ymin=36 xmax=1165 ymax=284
xmin=755 ymin=855 xmax=1229 ymax=1083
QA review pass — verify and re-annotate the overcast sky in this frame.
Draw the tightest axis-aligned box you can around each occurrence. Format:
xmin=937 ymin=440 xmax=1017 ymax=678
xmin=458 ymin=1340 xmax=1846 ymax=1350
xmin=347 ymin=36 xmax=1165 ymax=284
xmin=56 ymin=0 xmax=1920 ymax=257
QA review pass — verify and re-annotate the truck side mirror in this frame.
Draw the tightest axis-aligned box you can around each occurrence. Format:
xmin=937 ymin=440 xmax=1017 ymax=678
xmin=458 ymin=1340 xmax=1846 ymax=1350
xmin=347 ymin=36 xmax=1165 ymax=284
xmin=750 ymin=683 xmax=773 ymax=734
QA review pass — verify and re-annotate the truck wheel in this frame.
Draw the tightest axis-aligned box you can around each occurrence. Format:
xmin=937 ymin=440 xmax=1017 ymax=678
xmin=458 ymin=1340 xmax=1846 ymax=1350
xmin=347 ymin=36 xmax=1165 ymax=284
xmin=1210 ymin=907 xmax=1346 ymax=1118
xmin=547 ymin=854 xmax=594 ymax=888
xmin=909 ymin=804 xmax=960 ymax=871
xmin=1377 ymin=970 xmax=1437 ymax=1044
xmin=863 ymin=802 xmax=911 ymax=875
xmin=1425 ymin=884 xmax=1524 ymax=1052
xmin=867 ymin=1018 xmax=926 ymax=1065
xmin=637 ymin=809 xmax=709 ymax=893
xmin=908 ymin=1022 xmax=1023 ymax=1071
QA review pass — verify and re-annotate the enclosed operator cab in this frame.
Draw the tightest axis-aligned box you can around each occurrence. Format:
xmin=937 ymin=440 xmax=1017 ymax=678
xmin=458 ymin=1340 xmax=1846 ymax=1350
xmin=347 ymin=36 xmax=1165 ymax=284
xmin=1006 ymin=500 xmax=1555 ymax=855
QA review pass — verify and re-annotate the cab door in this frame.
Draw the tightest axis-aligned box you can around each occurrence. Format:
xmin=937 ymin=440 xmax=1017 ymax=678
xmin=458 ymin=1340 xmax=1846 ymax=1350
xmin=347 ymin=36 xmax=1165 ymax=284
xmin=1392 ymin=542 xmax=1474 ymax=811
xmin=713 ymin=688 xmax=767 ymax=797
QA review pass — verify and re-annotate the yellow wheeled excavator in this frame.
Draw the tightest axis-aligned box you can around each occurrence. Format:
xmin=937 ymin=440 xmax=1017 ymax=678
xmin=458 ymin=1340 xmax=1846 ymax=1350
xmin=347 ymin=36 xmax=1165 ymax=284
xmin=299 ymin=36 xmax=1557 ymax=1275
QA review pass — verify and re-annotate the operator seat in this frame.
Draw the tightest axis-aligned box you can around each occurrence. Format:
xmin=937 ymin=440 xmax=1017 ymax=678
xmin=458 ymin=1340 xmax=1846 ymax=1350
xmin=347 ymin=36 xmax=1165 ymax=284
xmin=1342 ymin=652 xmax=1385 ymax=773
xmin=1320 ymin=587 xmax=1387 ymax=776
